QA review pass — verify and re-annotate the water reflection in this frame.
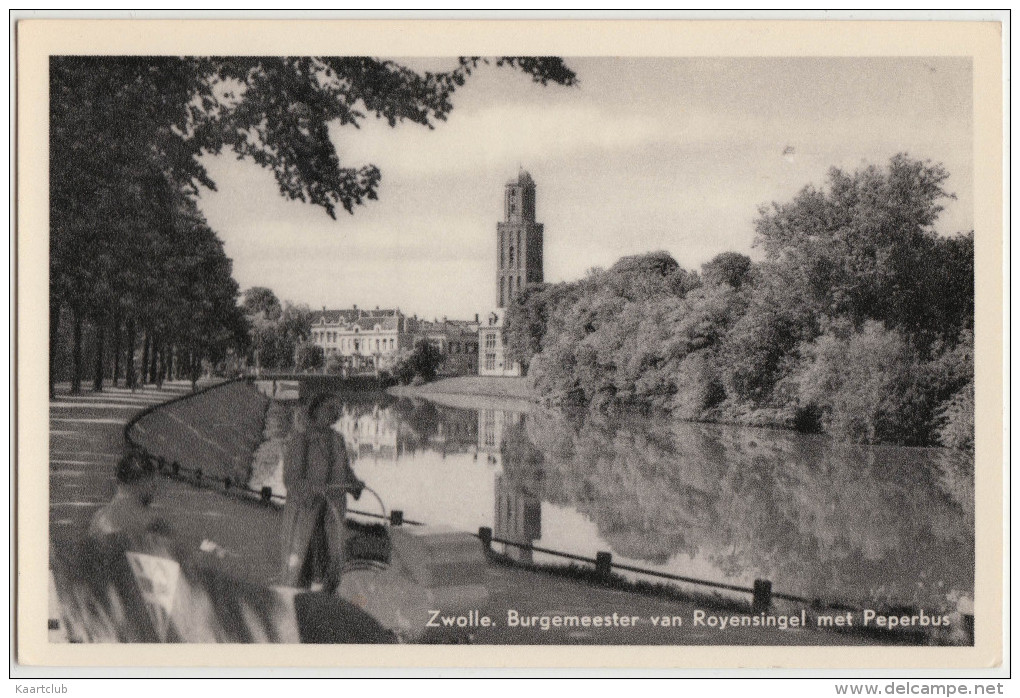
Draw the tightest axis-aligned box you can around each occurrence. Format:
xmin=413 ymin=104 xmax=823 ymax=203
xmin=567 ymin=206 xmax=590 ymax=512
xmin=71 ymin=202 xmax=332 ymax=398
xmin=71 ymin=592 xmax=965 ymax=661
xmin=251 ymin=394 xmax=974 ymax=613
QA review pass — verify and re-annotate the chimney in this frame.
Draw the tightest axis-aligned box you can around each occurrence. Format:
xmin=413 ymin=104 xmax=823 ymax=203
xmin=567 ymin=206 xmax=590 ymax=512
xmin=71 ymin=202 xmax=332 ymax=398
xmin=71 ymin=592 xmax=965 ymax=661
xmin=353 ymin=303 xmax=357 ymax=310
xmin=474 ymin=313 xmax=479 ymax=323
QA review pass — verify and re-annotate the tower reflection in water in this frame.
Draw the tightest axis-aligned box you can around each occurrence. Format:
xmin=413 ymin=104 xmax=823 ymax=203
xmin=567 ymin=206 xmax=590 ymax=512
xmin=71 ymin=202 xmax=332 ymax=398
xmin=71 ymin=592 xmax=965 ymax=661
xmin=480 ymin=408 xmax=543 ymax=563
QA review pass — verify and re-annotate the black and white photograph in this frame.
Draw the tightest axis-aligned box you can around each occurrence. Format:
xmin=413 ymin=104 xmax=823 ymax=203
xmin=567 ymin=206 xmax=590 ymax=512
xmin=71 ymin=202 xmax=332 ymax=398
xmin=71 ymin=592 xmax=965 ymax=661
xmin=15 ymin=17 xmax=1004 ymax=672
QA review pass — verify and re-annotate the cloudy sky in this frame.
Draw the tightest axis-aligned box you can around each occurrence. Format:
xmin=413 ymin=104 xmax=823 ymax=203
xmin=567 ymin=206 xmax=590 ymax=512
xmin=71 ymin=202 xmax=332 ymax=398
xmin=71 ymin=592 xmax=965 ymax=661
xmin=196 ymin=57 xmax=973 ymax=320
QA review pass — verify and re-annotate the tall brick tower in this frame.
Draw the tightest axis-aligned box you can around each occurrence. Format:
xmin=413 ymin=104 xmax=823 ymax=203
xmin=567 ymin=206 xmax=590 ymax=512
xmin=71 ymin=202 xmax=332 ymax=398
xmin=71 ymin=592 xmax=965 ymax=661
xmin=496 ymin=170 xmax=544 ymax=308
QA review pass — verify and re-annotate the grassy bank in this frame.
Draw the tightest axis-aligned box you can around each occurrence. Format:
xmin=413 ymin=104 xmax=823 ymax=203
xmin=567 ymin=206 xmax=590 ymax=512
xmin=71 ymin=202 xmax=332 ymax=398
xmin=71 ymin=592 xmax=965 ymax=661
xmin=387 ymin=376 xmax=537 ymax=413
xmin=128 ymin=380 xmax=269 ymax=485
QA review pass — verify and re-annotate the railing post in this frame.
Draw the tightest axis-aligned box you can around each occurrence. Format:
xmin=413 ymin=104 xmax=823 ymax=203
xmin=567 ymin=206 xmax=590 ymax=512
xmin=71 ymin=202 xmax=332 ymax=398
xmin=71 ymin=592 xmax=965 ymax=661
xmin=390 ymin=509 xmax=403 ymax=527
xmin=260 ymin=486 xmax=273 ymax=504
xmin=595 ymin=551 xmax=613 ymax=580
xmin=478 ymin=526 xmax=492 ymax=551
xmin=752 ymin=579 xmax=773 ymax=613
xmin=963 ymin=613 xmax=974 ymax=645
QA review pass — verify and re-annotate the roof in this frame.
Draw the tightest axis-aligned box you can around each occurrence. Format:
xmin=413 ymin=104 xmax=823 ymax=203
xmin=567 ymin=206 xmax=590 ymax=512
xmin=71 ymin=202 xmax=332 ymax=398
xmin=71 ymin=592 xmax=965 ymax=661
xmin=309 ymin=307 xmax=401 ymax=330
xmin=417 ymin=319 xmax=481 ymax=337
xmin=507 ymin=169 xmax=535 ymax=188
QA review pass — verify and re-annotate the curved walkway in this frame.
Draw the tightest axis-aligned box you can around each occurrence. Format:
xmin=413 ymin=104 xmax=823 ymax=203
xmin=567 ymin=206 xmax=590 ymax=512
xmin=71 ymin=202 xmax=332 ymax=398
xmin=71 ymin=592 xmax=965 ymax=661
xmin=49 ymin=380 xmax=218 ymax=535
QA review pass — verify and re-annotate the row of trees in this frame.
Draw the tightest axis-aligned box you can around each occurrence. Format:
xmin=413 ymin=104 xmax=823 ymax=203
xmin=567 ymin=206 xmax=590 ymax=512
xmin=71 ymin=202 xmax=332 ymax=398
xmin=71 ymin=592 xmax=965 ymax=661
xmin=49 ymin=56 xmax=576 ymax=396
xmin=505 ymin=155 xmax=975 ymax=448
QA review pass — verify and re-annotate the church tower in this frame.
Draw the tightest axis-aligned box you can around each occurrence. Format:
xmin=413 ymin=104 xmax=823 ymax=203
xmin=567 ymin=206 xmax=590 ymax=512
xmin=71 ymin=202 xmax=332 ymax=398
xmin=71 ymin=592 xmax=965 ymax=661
xmin=496 ymin=170 xmax=544 ymax=308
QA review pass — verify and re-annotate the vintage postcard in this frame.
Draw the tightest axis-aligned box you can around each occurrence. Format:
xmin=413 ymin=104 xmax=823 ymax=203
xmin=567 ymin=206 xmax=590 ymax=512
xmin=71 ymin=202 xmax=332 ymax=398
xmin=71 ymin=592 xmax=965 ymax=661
xmin=15 ymin=17 xmax=1005 ymax=671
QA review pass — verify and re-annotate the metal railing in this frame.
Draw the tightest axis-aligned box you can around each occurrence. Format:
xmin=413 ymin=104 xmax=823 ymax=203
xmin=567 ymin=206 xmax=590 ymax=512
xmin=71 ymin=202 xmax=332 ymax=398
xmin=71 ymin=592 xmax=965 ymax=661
xmin=123 ymin=377 xmax=423 ymax=525
xmin=475 ymin=527 xmax=798 ymax=612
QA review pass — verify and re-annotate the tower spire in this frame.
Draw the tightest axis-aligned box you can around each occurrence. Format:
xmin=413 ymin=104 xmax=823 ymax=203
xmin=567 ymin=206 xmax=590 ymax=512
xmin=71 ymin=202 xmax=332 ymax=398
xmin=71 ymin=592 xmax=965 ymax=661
xmin=496 ymin=169 xmax=543 ymax=308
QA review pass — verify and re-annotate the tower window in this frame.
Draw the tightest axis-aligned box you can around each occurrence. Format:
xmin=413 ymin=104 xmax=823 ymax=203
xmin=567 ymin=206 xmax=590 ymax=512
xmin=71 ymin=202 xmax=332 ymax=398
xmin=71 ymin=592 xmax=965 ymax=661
xmin=508 ymin=246 xmax=515 ymax=266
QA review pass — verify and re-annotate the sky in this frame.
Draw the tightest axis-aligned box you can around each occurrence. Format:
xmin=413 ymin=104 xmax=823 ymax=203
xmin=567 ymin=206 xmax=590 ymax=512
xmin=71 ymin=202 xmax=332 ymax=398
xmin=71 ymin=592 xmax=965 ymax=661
xmin=196 ymin=57 xmax=973 ymax=321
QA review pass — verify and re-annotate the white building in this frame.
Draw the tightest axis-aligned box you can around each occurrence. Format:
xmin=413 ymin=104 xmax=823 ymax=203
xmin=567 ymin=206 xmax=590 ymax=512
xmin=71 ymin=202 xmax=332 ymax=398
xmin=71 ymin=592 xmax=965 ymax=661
xmin=478 ymin=308 xmax=521 ymax=377
xmin=309 ymin=306 xmax=417 ymax=371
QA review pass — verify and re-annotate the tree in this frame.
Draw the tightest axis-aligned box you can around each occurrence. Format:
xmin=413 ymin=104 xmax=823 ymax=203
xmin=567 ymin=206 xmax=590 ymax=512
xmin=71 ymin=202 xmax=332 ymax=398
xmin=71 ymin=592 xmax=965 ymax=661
xmin=701 ymin=252 xmax=752 ymax=290
xmin=295 ymin=342 xmax=325 ymax=372
xmin=393 ymin=342 xmax=444 ymax=384
xmin=51 ymin=56 xmax=576 ymax=221
xmin=242 ymin=287 xmax=283 ymax=321
xmin=753 ymin=154 xmax=969 ymax=344
xmin=279 ymin=303 xmax=315 ymax=369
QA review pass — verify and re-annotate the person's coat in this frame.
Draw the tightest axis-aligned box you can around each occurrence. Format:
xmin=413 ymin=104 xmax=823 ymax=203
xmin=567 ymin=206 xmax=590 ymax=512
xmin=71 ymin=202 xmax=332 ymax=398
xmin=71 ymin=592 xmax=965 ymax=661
xmin=279 ymin=426 xmax=361 ymax=587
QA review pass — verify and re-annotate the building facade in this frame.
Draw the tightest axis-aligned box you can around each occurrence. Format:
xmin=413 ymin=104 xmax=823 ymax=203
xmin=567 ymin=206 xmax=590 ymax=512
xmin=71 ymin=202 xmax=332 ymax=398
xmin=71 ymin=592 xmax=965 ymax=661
xmin=414 ymin=317 xmax=480 ymax=376
xmin=480 ymin=170 xmax=544 ymax=377
xmin=308 ymin=306 xmax=417 ymax=372
xmin=478 ymin=308 xmax=521 ymax=377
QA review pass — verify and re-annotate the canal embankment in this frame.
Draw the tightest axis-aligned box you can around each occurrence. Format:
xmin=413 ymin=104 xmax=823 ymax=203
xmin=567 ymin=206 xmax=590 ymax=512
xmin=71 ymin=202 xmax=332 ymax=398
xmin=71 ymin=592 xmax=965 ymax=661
xmin=127 ymin=379 xmax=269 ymax=486
xmin=388 ymin=376 xmax=537 ymax=413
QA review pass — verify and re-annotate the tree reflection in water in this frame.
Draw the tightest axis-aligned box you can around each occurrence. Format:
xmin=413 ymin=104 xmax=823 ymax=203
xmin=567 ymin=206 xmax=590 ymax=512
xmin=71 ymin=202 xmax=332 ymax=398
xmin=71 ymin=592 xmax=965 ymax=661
xmin=499 ymin=408 xmax=973 ymax=610
xmin=255 ymin=394 xmax=973 ymax=612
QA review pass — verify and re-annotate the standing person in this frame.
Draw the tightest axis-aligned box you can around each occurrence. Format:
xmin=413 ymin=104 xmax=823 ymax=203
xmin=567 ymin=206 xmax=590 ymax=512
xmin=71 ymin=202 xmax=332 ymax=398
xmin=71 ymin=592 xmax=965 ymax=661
xmin=279 ymin=394 xmax=365 ymax=593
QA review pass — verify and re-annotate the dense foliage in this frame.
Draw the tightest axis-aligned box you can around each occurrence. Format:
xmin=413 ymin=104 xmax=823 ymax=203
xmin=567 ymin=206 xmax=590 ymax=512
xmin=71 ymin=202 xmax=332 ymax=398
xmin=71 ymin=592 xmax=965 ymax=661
xmin=241 ymin=287 xmax=316 ymax=372
xmin=506 ymin=156 xmax=974 ymax=448
xmin=392 ymin=342 xmax=445 ymax=385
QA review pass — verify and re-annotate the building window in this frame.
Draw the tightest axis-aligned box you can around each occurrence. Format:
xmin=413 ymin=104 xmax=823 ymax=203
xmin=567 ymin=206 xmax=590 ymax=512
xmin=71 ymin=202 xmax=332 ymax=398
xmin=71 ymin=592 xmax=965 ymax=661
xmin=484 ymin=332 xmax=496 ymax=350
xmin=485 ymin=353 xmax=496 ymax=371
xmin=499 ymin=278 xmax=504 ymax=306
xmin=509 ymin=245 xmax=515 ymax=266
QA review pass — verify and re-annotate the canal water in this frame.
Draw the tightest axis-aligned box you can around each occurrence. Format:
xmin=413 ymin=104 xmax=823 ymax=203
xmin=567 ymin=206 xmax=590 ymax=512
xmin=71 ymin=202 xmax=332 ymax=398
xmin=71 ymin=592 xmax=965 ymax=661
xmin=249 ymin=391 xmax=974 ymax=615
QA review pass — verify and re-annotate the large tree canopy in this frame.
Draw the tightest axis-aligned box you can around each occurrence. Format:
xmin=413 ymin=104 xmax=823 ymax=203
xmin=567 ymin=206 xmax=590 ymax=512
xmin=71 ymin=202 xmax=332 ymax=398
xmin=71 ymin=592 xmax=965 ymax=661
xmin=51 ymin=56 xmax=577 ymax=219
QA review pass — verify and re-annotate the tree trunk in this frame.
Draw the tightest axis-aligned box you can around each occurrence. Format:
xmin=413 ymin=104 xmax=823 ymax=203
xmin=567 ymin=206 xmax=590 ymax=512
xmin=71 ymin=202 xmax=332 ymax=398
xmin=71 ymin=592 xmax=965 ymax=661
xmin=141 ymin=331 xmax=150 ymax=386
xmin=92 ymin=319 xmax=105 ymax=392
xmin=49 ymin=300 xmax=60 ymax=399
xmin=165 ymin=343 xmax=174 ymax=383
xmin=70 ymin=312 xmax=82 ymax=395
xmin=125 ymin=318 xmax=137 ymax=389
xmin=156 ymin=343 xmax=165 ymax=388
xmin=148 ymin=334 xmax=159 ymax=384
xmin=111 ymin=313 xmax=122 ymax=387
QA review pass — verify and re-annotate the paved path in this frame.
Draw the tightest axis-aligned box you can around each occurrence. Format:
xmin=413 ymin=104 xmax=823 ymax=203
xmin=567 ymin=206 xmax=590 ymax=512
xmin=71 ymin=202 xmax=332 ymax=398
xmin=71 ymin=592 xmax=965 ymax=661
xmin=48 ymin=380 xmax=217 ymax=536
